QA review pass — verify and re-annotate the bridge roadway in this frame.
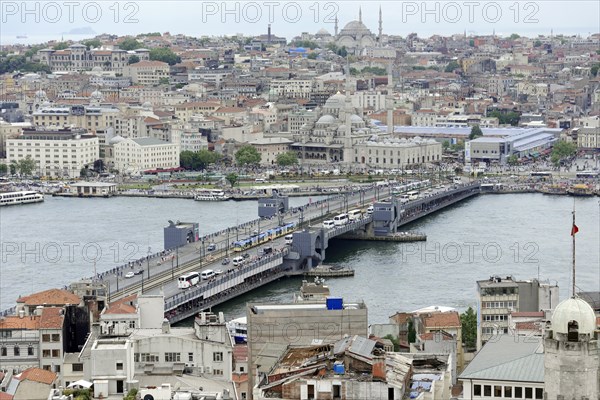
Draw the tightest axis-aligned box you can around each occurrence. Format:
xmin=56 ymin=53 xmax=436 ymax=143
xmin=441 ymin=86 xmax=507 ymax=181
xmin=101 ymin=184 xmax=389 ymax=302
xmin=97 ymin=182 xmax=480 ymax=323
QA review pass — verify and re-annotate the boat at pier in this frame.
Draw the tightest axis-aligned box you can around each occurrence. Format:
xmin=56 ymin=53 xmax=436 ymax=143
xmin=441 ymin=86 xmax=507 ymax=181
xmin=194 ymin=189 xmax=230 ymax=201
xmin=567 ymin=184 xmax=594 ymax=197
xmin=226 ymin=316 xmax=247 ymax=344
xmin=0 ymin=191 xmax=44 ymax=206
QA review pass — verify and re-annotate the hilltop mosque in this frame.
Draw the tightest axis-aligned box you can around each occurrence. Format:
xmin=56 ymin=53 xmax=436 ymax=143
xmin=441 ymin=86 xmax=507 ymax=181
xmin=333 ymin=7 xmax=383 ymax=55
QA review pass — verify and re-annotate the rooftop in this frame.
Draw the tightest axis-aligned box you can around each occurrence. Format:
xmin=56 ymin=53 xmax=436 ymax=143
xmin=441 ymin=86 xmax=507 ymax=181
xmin=17 ymin=288 xmax=80 ymax=306
xmin=17 ymin=368 xmax=57 ymax=385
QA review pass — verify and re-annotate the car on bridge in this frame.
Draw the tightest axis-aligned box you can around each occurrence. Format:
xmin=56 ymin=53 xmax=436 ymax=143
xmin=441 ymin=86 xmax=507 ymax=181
xmin=134 ymin=269 xmax=144 ymax=275
xmin=125 ymin=271 xmax=135 ymax=279
xmin=207 ymin=243 xmax=217 ymax=251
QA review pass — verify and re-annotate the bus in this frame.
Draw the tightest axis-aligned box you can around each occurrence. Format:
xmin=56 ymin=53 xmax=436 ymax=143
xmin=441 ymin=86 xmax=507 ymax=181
xmin=576 ymin=171 xmax=599 ymax=179
xmin=348 ymin=209 xmax=363 ymax=221
xmin=407 ymin=190 xmax=419 ymax=200
xmin=178 ymin=271 xmax=200 ymax=289
xmin=530 ymin=171 xmax=553 ymax=178
xmin=333 ymin=213 xmax=349 ymax=226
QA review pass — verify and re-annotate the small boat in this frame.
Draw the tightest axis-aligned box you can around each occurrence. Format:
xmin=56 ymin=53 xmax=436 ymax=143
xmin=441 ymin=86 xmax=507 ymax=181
xmin=567 ymin=184 xmax=594 ymax=197
xmin=16 ymin=35 xmax=28 ymax=39
xmin=226 ymin=316 xmax=247 ymax=344
xmin=194 ymin=189 xmax=230 ymax=201
xmin=0 ymin=191 xmax=44 ymax=206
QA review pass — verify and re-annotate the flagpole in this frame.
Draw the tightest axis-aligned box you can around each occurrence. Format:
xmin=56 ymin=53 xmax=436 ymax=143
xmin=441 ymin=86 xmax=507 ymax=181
xmin=572 ymin=207 xmax=576 ymax=297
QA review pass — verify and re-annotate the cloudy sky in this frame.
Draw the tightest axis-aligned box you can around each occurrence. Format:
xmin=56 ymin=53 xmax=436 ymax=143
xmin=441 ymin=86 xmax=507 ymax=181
xmin=1 ymin=0 xmax=599 ymax=43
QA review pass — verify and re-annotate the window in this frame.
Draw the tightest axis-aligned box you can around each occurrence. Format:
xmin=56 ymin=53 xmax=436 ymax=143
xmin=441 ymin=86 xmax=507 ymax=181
xmin=72 ymin=363 xmax=83 ymax=372
xmin=240 ymin=366 xmax=245 ymax=372
xmin=535 ymin=388 xmax=543 ymax=399
xmin=483 ymin=385 xmax=491 ymax=397
xmin=13 ymin=346 xmax=20 ymax=356
xmin=43 ymin=349 xmax=51 ymax=357
xmin=28 ymin=346 xmax=34 ymax=356
xmin=514 ymin=387 xmax=523 ymax=398
xmin=129 ymin=321 xmax=136 ymax=329
xmin=0 ymin=347 xmax=6 ymax=356
xmin=505 ymin=386 xmax=512 ymax=398
xmin=525 ymin=387 xmax=533 ymax=399
xmin=494 ymin=386 xmax=502 ymax=397
xmin=213 ymin=352 xmax=223 ymax=362
xmin=42 ymin=334 xmax=50 ymax=342
xmin=165 ymin=352 xmax=180 ymax=362
xmin=213 ymin=369 xmax=223 ymax=376
xmin=140 ymin=353 xmax=159 ymax=362
xmin=116 ymin=362 xmax=123 ymax=370
xmin=188 ymin=353 xmax=194 ymax=362
xmin=474 ymin=385 xmax=482 ymax=396
xmin=52 ymin=349 xmax=60 ymax=357
xmin=51 ymin=334 xmax=60 ymax=342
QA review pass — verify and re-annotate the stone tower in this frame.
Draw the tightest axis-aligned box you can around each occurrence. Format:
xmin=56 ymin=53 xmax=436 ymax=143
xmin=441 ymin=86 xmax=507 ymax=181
xmin=544 ymin=297 xmax=599 ymax=400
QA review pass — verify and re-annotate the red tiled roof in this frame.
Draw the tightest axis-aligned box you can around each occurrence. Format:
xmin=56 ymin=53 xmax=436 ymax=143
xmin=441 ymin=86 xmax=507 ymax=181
xmin=17 ymin=368 xmax=57 ymax=385
xmin=511 ymin=311 xmax=544 ymax=318
xmin=39 ymin=307 xmax=64 ymax=329
xmin=423 ymin=312 xmax=461 ymax=328
xmin=215 ymin=107 xmax=246 ymax=113
xmin=0 ymin=315 xmax=40 ymax=330
xmin=419 ymin=331 xmax=454 ymax=341
xmin=17 ymin=289 xmax=80 ymax=306
xmin=515 ymin=322 xmax=541 ymax=331
xmin=130 ymin=60 xmax=169 ymax=68
xmin=0 ymin=392 xmax=13 ymax=400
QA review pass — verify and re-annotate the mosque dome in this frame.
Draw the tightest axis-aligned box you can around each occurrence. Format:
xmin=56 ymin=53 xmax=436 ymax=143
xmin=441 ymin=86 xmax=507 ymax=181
xmin=142 ymin=102 xmax=152 ymax=110
xmin=90 ymin=90 xmax=103 ymax=100
xmin=551 ymin=297 xmax=597 ymax=336
xmin=317 ymin=115 xmax=336 ymax=124
xmin=315 ymin=28 xmax=331 ymax=37
xmin=35 ymin=89 xmax=47 ymax=98
xmin=324 ymin=92 xmax=346 ymax=109
xmin=350 ymin=114 xmax=363 ymax=124
xmin=340 ymin=20 xmax=372 ymax=36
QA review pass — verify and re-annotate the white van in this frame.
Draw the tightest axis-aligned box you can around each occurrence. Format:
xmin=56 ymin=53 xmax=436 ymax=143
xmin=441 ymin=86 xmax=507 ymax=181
xmin=399 ymin=194 xmax=410 ymax=203
xmin=284 ymin=234 xmax=294 ymax=245
xmin=453 ymin=177 xmax=462 ymax=184
xmin=255 ymin=178 xmax=265 ymax=183
xmin=348 ymin=209 xmax=362 ymax=221
xmin=232 ymin=256 xmax=244 ymax=267
xmin=366 ymin=205 xmax=374 ymax=215
xmin=201 ymin=269 xmax=215 ymax=280
xmin=322 ymin=220 xmax=335 ymax=229
xmin=333 ymin=213 xmax=349 ymax=226
xmin=407 ymin=190 xmax=419 ymax=200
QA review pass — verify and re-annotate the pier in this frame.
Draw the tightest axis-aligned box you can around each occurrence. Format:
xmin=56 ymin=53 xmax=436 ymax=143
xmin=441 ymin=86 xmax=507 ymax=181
xmin=68 ymin=182 xmax=481 ymax=324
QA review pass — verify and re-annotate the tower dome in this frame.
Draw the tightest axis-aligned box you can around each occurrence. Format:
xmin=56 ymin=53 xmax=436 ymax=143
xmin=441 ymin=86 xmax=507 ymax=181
xmin=324 ymin=92 xmax=346 ymax=109
xmin=551 ymin=297 xmax=597 ymax=336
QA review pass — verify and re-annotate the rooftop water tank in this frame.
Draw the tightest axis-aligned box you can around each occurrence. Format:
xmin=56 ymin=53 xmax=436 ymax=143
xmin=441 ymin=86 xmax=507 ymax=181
xmin=333 ymin=362 xmax=345 ymax=375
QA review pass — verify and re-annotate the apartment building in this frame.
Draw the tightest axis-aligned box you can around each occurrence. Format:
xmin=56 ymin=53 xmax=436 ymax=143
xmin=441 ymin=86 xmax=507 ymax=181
xmin=112 ymin=137 xmax=179 ymax=174
xmin=32 ymin=105 xmax=120 ymax=133
xmin=476 ymin=276 xmax=558 ymax=349
xmin=38 ymin=44 xmax=150 ymax=73
xmin=123 ymin=61 xmax=170 ymax=85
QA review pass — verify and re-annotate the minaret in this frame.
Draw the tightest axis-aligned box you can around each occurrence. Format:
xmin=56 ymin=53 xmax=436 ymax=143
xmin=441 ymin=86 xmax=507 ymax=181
xmin=334 ymin=15 xmax=338 ymax=36
xmin=359 ymin=6 xmax=362 ymax=23
xmin=378 ymin=6 xmax=383 ymax=46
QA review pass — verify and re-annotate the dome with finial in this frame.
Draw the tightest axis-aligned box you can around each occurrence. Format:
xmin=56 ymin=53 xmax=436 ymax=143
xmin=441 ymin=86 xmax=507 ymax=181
xmin=90 ymin=90 xmax=103 ymax=100
xmin=324 ymin=92 xmax=346 ymax=109
xmin=551 ymin=297 xmax=597 ymax=336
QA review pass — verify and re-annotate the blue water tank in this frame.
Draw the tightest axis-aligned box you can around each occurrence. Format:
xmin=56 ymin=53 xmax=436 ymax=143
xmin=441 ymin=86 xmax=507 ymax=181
xmin=333 ymin=362 xmax=345 ymax=374
xmin=326 ymin=297 xmax=343 ymax=310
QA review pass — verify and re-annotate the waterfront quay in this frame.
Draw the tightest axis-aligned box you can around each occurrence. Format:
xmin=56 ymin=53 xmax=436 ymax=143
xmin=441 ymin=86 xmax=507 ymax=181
xmin=78 ymin=182 xmax=481 ymax=324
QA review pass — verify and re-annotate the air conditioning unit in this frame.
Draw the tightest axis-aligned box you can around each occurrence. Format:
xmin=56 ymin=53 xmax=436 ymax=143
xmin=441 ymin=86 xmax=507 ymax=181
xmin=185 ymin=363 xmax=195 ymax=368
xmin=205 ymin=366 xmax=211 ymax=374
xmin=197 ymin=366 xmax=204 ymax=373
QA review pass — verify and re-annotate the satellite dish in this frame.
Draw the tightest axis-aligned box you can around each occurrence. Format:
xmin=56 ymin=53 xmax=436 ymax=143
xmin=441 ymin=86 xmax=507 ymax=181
xmin=143 ymin=395 xmax=155 ymax=400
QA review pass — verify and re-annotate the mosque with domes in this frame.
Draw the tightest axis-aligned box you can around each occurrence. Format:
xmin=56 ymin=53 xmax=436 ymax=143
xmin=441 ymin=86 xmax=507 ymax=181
xmin=289 ymin=88 xmax=442 ymax=168
xmin=332 ymin=7 xmax=385 ymax=55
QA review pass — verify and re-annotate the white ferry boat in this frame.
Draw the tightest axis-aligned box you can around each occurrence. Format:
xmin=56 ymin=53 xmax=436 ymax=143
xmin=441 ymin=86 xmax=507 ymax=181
xmin=194 ymin=189 xmax=230 ymax=201
xmin=0 ymin=191 xmax=44 ymax=206
xmin=226 ymin=316 xmax=247 ymax=344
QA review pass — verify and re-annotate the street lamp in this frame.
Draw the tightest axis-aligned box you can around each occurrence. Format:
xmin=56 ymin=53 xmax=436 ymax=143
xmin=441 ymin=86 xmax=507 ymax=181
xmin=146 ymin=246 xmax=151 ymax=278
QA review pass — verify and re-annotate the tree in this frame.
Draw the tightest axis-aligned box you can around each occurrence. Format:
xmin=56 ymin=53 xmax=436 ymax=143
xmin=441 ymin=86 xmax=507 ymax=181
xmin=489 ymin=110 xmax=520 ymax=126
xmin=276 ymin=151 xmax=298 ymax=166
xmin=225 ymin=172 xmax=238 ymax=187
xmin=0 ymin=164 xmax=7 ymax=175
xmin=507 ymin=154 xmax=519 ymax=165
xmin=442 ymin=140 xmax=450 ymax=151
xmin=469 ymin=125 xmax=483 ymax=140
xmin=460 ymin=306 xmax=477 ymax=348
xmin=591 ymin=63 xmax=600 ymax=77
xmin=533 ymin=40 xmax=542 ymax=47
xmin=509 ymin=33 xmax=520 ymax=40
xmin=80 ymin=167 xmax=88 ymax=178
xmin=93 ymin=159 xmax=104 ymax=172
xmin=9 ymin=162 xmax=17 ymax=175
xmin=407 ymin=320 xmax=416 ymax=344
xmin=179 ymin=150 xmax=221 ymax=171
xmin=307 ymin=52 xmax=317 ymax=60
xmin=149 ymin=47 xmax=181 ymax=65
xmin=119 ymin=37 xmax=142 ymax=50
xmin=158 ymin=77 xmax=170 ymax=85
xmin=17 ymin=156 xmax=36 ymax=176
xmin=445 ymin=61 xmax=460 ymax=73
xmin=179 ymin=150 xmax=195 ymax=170
xmin=82 ymin=39 xmax=101 ymax=50
xmin=128 ymin=55 xmax=140 ymax=65
xmin=235 ymin=145 xmax=261 ymax=166
xmin=551 ymin=140 xmax=576 ymax=166
xmin=53 ymin=42 xmax=69 ymax=50
xmin=383 ymin=334 xmax=401 ymax=352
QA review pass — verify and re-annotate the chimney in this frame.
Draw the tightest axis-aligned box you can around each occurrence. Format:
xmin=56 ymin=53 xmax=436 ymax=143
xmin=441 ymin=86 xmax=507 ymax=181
xmin=18 ymin=309 xmax=25 ymax=319
xmin=372 ymin=355 xmax=386 ymax=381
xmin=267 ymin=24 xmax=272 ymax=43
xmin=161 ymin=318 xmax=170 ymax=334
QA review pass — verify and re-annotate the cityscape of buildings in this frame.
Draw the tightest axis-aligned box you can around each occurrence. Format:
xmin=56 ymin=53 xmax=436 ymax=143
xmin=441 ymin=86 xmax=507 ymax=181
xmin=0 ymin=9 xmax=600 ymax=400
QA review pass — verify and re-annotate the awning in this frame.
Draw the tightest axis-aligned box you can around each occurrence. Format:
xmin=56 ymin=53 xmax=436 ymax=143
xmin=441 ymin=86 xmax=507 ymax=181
xmin=67 ymin=380 xmax=93 ymax=389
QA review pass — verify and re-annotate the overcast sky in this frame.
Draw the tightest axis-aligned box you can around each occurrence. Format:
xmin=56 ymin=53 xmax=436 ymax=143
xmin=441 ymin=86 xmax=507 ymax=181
xmin=1 ymin=1 xmax=599 ymax=43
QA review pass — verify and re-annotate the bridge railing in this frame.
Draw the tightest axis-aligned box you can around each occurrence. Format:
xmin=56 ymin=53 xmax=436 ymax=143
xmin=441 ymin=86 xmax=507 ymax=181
xmin=325 ymin=215 xmax=373 ymax=240
xmin=164 ymin=248 xmax=288 ymax=311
